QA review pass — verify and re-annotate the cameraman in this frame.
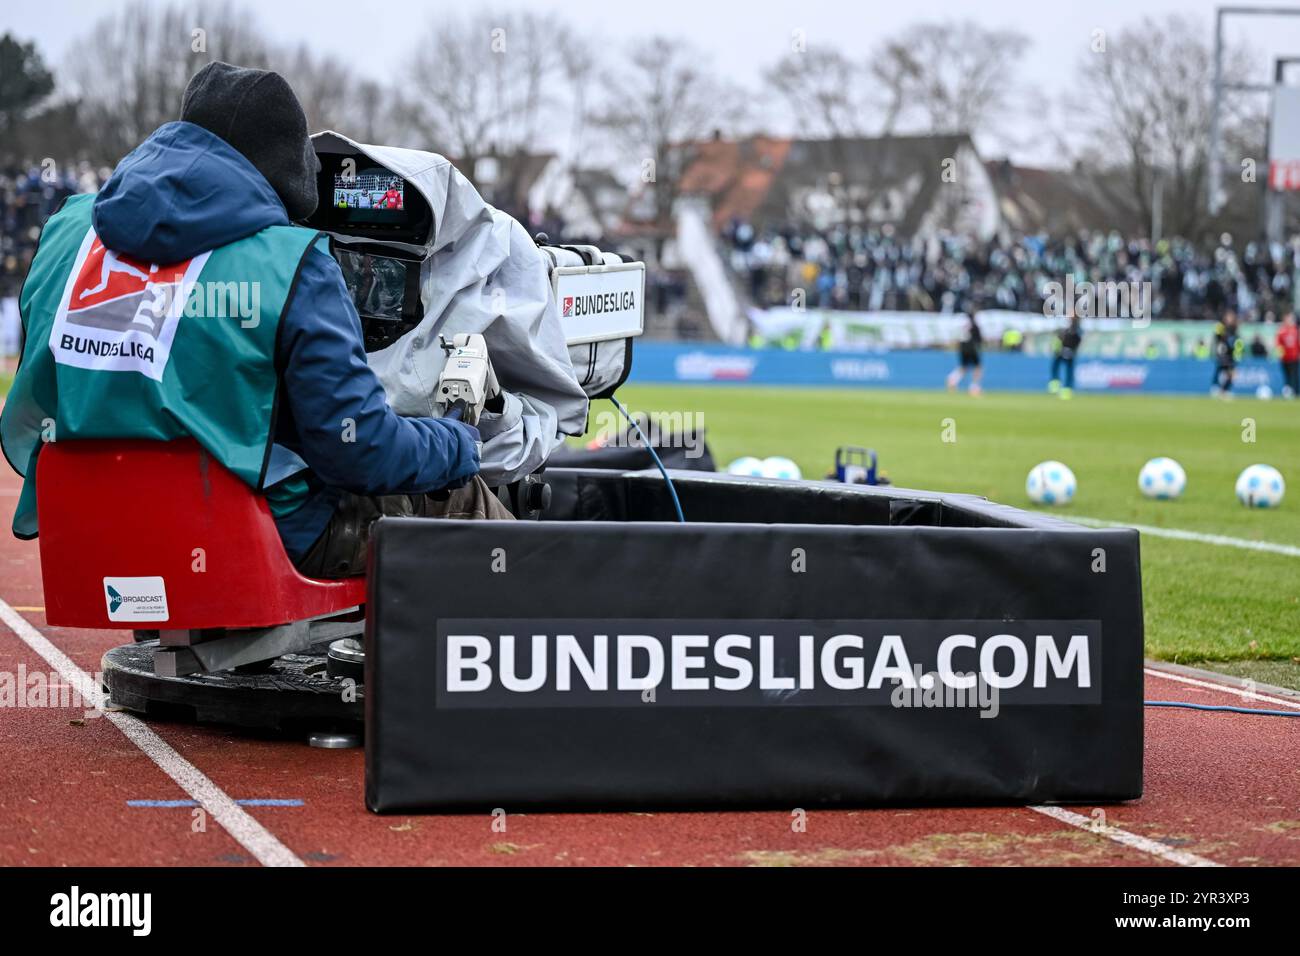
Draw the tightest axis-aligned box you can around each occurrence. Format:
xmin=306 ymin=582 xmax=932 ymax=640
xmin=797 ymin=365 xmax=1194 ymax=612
xmin=2 ymin=62 xmax=511 ymax=581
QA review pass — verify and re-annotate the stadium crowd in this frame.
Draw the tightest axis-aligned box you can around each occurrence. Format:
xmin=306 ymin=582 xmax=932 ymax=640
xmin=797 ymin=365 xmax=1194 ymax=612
xmin=1 ymin=163 xmax=108 ymax=354
xmin=723 ymin=220 xmax=1300 ymax=322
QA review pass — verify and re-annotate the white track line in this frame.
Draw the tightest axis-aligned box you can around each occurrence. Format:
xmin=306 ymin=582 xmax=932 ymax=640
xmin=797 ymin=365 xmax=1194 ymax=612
xmin=0 ymin=599 xmax=304 ymax=867
xmin=1029 ymin=805 xmax=1223 ymax=867
xmin=1069 ymin=516 xmax=1300 ymax=558
xmin=1144 ymin=666 xmax=1300 ymax=710
xmin=1031 ymin=667 xmax=1300 ymax=865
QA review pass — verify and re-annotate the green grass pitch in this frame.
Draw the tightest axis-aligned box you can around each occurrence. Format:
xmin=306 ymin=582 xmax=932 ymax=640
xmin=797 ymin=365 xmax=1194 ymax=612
xmin=609 ymin=384 xmax=1300 ymax=681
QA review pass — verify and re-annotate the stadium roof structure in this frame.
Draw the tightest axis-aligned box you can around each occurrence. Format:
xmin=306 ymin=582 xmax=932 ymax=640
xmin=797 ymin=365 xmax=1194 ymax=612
xmin=676 ymin=134 xmax=792 ymax=227
xmin=675 ymin=133 xmax=989 ymax=236
xmin=442 ymin=149 xmax=560 ymax=227
xmin=985 ymin=159 xmax=1143 ymax=237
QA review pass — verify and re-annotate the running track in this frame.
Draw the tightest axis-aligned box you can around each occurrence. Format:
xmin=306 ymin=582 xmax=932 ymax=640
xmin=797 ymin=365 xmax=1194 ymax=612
xmin=0 ymin=465 xmax=1297 ymax=867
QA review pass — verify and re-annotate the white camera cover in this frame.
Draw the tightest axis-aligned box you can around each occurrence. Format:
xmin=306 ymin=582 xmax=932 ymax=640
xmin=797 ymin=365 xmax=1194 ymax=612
xmin=312 ymin=131 xmax=590 ymax=485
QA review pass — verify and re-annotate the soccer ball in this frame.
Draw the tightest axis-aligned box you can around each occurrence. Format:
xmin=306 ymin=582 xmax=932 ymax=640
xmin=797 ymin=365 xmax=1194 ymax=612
xmin=1026 ymin=460 xmax=1076 ymax=506
xmin=760 ymin=456 xmax=802 ymax=480
xmin=1235 ymin=464 xmax=1286 ymax=508
xmin=1256 ymin=385 xmax=1274 ymax=401
xmin=726 ymin=456 xmax=766 ymax=477
xmin=1138 ymin=457 xmax=1187 ymax=500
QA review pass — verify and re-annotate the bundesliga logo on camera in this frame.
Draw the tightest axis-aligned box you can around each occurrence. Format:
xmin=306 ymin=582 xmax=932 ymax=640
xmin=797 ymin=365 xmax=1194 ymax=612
xmin=562 ymin=296 xmax=574 ymax=317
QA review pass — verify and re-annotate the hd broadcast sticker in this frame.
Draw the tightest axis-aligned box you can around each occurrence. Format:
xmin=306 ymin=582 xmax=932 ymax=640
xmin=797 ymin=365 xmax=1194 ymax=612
xmin=49 ymin=228 xmax=209 ymax=381
xmin=102 ymin=576 xmax=169 ymax=623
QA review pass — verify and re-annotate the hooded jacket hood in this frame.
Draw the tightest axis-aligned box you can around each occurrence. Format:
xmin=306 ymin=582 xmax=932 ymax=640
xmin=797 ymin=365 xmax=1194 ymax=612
xmin=92 ymin=121 xmax=290 ymax=264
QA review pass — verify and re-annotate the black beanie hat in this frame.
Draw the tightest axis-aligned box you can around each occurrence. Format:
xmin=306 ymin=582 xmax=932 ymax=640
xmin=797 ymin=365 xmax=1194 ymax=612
xmin=180 ymin=61 xmax=320 ymax=220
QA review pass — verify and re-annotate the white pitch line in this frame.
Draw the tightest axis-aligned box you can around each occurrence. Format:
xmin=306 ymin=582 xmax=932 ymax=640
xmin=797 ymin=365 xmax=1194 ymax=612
xmin=0 ymin=598 xmax=304 ymax=868
xmin=1029 ymin=805 xmax=1223 ymax=867
xmin=1069 ymin=516 xmax=1300 ymax=558
xmin=1144 ymin=667 xmax=1300 ymax=711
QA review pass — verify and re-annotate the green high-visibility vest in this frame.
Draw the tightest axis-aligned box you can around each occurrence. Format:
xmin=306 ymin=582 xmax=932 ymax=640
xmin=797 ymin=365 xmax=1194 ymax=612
xmin=0 ymin=193 xmax=322 ymax=538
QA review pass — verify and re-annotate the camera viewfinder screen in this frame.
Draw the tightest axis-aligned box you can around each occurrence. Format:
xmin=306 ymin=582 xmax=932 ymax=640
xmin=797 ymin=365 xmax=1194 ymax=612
xmin=333 ymin=167 xmax=405 ymax=224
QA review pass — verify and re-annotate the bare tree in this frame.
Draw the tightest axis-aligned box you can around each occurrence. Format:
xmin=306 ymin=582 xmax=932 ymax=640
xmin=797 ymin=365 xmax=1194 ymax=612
xmin=869 ymin=21 xmax=1028 ymax=138
xmin=764 ymin=47 xmax=867 ymax=138
xmin=63 ymin=0 xmax=270 ymax=162
xmin=278 ymin=46 xmax=402 ymax=142
xmin=590 ymin=36 xmax=740 ymax=229
xmin=58 ymin=1 xmax=410 ymax=162
xmin=279 ymin=46 xmax=355 ymax=132
xmin=398 ymin=11 xmax=569 ymax=170
xmin=866 ymin=41 xmax=923 ymax=137
xmin=1073 ymin=15 xmax=1259 ymax=237
xmin=347 ymin=78 xmax=393 ymax=145
xmin=555 ymin=30 xmax=597 ymax=161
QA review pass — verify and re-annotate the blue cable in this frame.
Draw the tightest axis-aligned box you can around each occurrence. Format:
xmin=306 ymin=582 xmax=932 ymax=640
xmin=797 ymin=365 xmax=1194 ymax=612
xmin=1145 ymin=700 xmax=1300 ymax=718
xmin=610 ymin=395 xmax=685 ymax=523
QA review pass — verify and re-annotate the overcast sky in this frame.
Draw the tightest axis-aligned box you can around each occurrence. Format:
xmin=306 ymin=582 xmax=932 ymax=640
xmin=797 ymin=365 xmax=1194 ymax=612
xmin=7 ymin=0 xmax=1300 ymax=164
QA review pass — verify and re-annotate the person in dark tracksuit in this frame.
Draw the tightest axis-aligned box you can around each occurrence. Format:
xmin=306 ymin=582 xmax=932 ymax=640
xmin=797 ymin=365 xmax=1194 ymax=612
xmin=945 ymin=310 xmax=984 ymax=395
xmin=1048 ymin=317 xmax=1082 ymax=399
xmin=1212 ymin=312 xmax=1239 ymax=397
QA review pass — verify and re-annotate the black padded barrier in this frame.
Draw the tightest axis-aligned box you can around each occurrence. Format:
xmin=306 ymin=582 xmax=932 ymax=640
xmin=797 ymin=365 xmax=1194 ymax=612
xmin=366 ymin=469 xmax=1143 ymax=812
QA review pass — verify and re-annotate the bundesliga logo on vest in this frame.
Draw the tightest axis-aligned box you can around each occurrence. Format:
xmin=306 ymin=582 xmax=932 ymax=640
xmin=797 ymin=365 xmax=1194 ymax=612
xmin=49 ymin=232 xmax=207 ymax=381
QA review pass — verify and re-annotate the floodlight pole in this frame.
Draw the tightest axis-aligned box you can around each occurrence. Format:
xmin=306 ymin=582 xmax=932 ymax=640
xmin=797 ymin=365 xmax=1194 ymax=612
xmin=1208 ymin=6 xmax=1300 ymax=218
